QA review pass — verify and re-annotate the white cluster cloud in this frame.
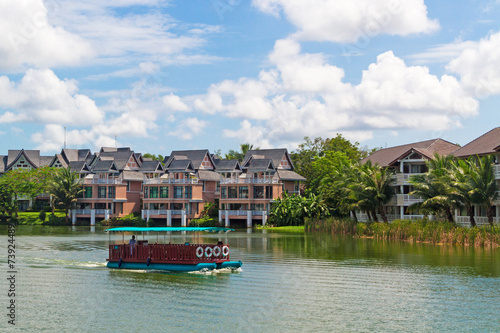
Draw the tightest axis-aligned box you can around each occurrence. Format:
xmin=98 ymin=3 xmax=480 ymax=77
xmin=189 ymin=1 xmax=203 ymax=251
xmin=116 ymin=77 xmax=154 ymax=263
xmin=0 ymin=69 xmax=104 ymax=125
xmin=0 ymin=0 xmax=92 ymax=71
xmin=195 ymin=40 xmax=478 ymax=147
xmin=252 ymin=0 xmax=439 ymax=42
xmin=447 ymin=31 xmax=500 ymax=98
xmin=168 ymin=117 xmax=207 ymax=140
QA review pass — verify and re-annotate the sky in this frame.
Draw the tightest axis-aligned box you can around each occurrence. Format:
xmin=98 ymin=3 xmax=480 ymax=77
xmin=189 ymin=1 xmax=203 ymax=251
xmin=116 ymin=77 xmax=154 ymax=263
xmin=0 ymin=0 xmax=500 ymax=156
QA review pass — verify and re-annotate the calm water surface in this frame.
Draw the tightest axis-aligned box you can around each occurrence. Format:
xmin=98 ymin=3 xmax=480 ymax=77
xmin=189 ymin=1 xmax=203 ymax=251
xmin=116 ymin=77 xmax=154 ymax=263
xmin=1 ymin=226 xmax=499 ymax=332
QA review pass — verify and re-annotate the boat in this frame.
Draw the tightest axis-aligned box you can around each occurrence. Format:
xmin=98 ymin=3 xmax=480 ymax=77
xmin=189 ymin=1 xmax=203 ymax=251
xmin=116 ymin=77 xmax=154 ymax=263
xmin=104 ymin=227 xmax=242 ymax=272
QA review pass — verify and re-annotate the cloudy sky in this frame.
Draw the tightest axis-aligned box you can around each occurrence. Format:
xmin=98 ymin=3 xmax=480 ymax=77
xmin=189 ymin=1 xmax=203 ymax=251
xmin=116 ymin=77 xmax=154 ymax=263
xmin=1 ymin=0 xmax=499 ymax=155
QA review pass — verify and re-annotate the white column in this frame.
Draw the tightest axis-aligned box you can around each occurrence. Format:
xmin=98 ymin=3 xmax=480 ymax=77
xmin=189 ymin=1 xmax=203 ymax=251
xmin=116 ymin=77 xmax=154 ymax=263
xmin=90 ymin=209 xmax=96 ymax=226
xmin=146 ymin=210 xmax=150 ymax=222
xmin=496 ymin=205 xmax=500 ymax=224
xmin=105 ymin=210 xmax=110 ymax=221
xmin=219 ymin=210 xmax=222 ymax=224
xmin=141 ymin=209 xmax=145 ymax=219
xmin=167 ymin=210 xmax=172 ymax=227
xmin=247 ymin=210 xmax=252 ymax=228
xmin=71 ymin=209 xmax=76 ymax=225
xmin=225 ymin=211 xmax=229 ymax=227
xmin=262 ymin=211 xmax=267 ymax=226
xmin=182 ymin=210 xmax=187 ymax=227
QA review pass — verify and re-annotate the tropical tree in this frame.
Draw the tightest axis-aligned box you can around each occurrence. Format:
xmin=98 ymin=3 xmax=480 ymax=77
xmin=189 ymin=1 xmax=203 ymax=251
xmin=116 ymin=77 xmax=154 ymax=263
xmin=269 ymin=192 xmax=329 ymax=226
xmin=409 ymin=154 xmax=457 ymax=223
xmin=449 ymin=158 xmax=477 ymax=226
xmin=351 ymin=161 xmax=394 ymax=223
xmin=468 ymin=155 xmax=498 ymax=226
xmin=48 ymin=167 xmax=84 ymax=225
xmin=0 ymin=181 xmax=16 ymax=222
xmin=225 ymin=143 xmax=257 ymax=162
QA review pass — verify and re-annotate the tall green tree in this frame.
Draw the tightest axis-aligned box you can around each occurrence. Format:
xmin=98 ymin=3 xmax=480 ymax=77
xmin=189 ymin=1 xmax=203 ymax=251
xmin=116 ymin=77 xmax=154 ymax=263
xmin=48 ymin=167 xmax=84 ymax=225
xmin=225 ymin=143 xmax=257 ymax=162
xmin=468 ymin=155 xmax=498 ymax=226
xmin=449 ymin=158 xmax=477 ymax=227
xmin=0 ymin=181 xmax=16 ymax=222
xmin=409 ymin=154 xmax=457 ymax=223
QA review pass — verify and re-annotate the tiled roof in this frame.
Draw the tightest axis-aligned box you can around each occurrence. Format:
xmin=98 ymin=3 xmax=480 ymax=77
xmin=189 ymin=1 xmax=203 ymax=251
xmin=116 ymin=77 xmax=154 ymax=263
xmin=245 ymin=158 xmax=275 ymax=172
xmin=68 ymin=161 xmax=90 ymax=173
xmin=0 ymin=156 xmax=7 ymax=173
xmin=122 ymin=170 xmax=144 ymax=181
xmin=453 ymin=127 xmax=500 ymax=158
xmin=97 ymin=150 xmax=135 ymax=170
xmin=166 ymin=160 xmax=195 ymax=172
xmin=242 ymin=149 xmax=289 ymax=169
xmin=92 ymin=160 xmax=119 ymax=173
xmin=197 ymin=170 xmax=221 ymax=181
xmin=139 ymin=161 xmax=164 ymax=173
xmin=214 ymin=159 xmax=242 ymax=172
xmin=166 ymin=150 xmax=212 ymax=169
xmin=361 ymin=139 xmax=460 ymax=167
xmin=276 ymin=170 xmax=306 ymax=181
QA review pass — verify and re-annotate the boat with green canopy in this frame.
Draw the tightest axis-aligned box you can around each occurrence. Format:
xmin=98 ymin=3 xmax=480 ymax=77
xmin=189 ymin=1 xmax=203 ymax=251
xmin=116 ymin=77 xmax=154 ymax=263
xmin=105 ymin=227 xmax=242 ymax=272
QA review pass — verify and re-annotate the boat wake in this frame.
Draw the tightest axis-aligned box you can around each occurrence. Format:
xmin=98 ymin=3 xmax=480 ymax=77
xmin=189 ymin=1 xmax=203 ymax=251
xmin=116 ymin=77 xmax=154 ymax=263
xmin=189 ymin=267 xmax=243 ymax=275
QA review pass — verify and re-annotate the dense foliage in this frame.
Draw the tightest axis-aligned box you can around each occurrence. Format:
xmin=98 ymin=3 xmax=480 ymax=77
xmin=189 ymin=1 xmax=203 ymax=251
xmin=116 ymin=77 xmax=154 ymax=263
xmin=268 ymin=192 xmax=329 ymax=226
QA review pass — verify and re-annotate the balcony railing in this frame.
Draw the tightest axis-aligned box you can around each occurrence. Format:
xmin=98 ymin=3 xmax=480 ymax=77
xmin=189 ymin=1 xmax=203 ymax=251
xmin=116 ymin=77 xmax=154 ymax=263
xmin=394 ymin=173 xmax=423 ymax=185
xmin=495 ymin=165 xmax=500 ymax=179
xmin=143 ymin=209 xmax=186 ymax=216
xmin=220 ymin=210 xmax=267 ymax=216
xmin=73 ymin=209 xmax=111 ymax=215
xmin=396 ymin=194 xmax=423 ymax=206
xmin=83 ymin=178 xmax=122 ymax=185
xmin=143 ymin=178 xmax=198 ymax=184
xmin=220 ymin=178 xmax=279 ymax=184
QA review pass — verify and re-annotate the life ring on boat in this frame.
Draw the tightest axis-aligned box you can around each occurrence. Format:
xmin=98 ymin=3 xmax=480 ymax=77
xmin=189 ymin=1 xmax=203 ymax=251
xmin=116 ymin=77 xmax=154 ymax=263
xmin=212 ymin=246 xmax=221 ymax=257
xmin=118 ymin=258 xmax=123 ymax=268
xmin=146 ymin=258 xmax=151 ymax=267
xmin=196 ymin=246 xmax=204 ymax=258
xmin=222 ymin=246 xmax=230 ymax=257
xmin=205 ymin=246 xmax=213 ymax=258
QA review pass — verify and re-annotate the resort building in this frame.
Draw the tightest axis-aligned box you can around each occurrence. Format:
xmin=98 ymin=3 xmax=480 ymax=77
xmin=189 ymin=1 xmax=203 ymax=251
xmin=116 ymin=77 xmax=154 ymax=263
xmin=360 ymin=139 xmax=461 ymax=222
xmin=452 ymin=127 xmax=500 ymax=225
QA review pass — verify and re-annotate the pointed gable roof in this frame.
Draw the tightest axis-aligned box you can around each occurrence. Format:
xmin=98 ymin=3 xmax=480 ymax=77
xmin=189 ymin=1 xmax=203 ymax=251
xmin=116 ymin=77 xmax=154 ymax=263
xmin=7 ymin=150 xmax=41 ymax=170
xmin=242 ymin=148 xmax=293 ymax=170
xmin=245 ymin=158 xmax=276 ymax=172
xmin=92 ymin=160 xmax=119 ymax=173
xmin=139 ymin=160 xmax=164 ymax=173
xmin=61 ymin=148 xmax=91 ymax=163
xmin=165 ymin=150 xmax=214 ymax=170
xmin=50 ymin=154 xmax=68 ymax=168
xmin=166 ymin=159 xmax=195 ymax=173
xmin=68 ymin=161 xmax=91 ymax=173
xmin=215 ymin=159 xmax=242 ymax=173
xmin=453 ymin=127 xmax=500 ymax=158
xmin=0 ymin=156 xmax=7 ymax=173
xmin=361 ymin=138 xmax=460 ymax=167
xmin=94 ymin=147 xmax=139 ymax=170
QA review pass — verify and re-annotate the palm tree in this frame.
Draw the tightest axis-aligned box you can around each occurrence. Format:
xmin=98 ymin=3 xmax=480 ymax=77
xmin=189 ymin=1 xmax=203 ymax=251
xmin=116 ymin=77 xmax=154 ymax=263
xmin=409 ymin=154 xmax=457 ymax=223
xmin=225 ymin=143 xmax=258 ymax=162
xmin=48 ymin=167 xmax=84 ymax=225
xmin=449 ymin=158 xmax=477 ymax=227
xmin=468 ymin=155 xmax=498 ymax=226
xmin=350 ymin=162 xmax=394 ymax=223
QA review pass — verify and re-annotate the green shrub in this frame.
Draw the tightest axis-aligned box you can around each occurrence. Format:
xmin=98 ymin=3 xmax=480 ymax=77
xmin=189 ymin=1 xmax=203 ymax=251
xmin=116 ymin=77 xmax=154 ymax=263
xmin=189 ymin=216 xmax=221 ymax=227
xmin=100 ymin=214 xmax=147 ymax=227
xmin=39 ymin=210 xmax=46 ymax=223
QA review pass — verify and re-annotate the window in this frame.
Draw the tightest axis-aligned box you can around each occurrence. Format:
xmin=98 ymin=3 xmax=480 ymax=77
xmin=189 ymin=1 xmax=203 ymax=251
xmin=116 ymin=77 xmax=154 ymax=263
xmin=221 ymin=186 xmax=227 ymax=199
xmin=150 ymin=186 xmax=159 ymax=198
xmin=265 ymin=186 xmax=273 ymax=199
xmin=160 ymin=187 xmax=168 ymax=198
xmin=239 ymin=186 xmax=248 ymax=199
xmin=251 ymin=203 xmax=264 ymax=211
xmin=228 ymin=186 xmax=237 ymax=199
xmin=126 ymin=181 xmax=130 ymax=192
xmin=144 ymin=187 xmax=148 ymax=198
xmin=254 ymin=186 xmax=264 ymax=199
xmin=172 ymin=203 xmax=183 ymax=210
xmin=184 ymin=186 xmax=192 ymax=199
xmin=84 ymin=187 xmax=92 ymax=198
xmin=294 ymin=182 xmax=299 ymax=192
xmin=108 ymin=186 xmax=115 ymax=198
xmin=216 ymin=181 xmax=220 ymax=193
xmin=98 ymin=186 xmax=106 ymax=198
xmin=95 ymin=203 xmax=106 ymax=209
xmin=174 ymin=186 xmax=183 ymax=199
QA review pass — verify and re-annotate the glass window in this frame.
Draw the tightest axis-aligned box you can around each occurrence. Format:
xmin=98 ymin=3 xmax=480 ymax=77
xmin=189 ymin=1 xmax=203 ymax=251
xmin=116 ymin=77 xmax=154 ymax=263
xmin=98 ymin=186 xmax=106 ymax=198
xmin=221 ymin=186 xmax=227 ymax=199
xmin=144 ymin=186 xmax=148 ymax=198
xmin=84 ymin=187 xmax=92 ymax=198
xmin=266 ymin=186 xmax=273 ymax=199
xmin=160 ymin=186 xmax=168 ymax=198
xmin=126 ymin=181 xmax=130 ymax=192
xmin=239 ymin=186 xmax=248 ymax=199
xmin=174 ymin=186 xmax=183 ymax=199
xmin=254 ymin=186 xmax=264 ymax=199
xmin=150 ymin=186 xmax=158 ymax=198
xmin=294 ymin=182 xmax=299 ymax=192
xmin=216 ymin=181 xmax=220 ymax=193
xmin=172 ymin=203 xmax=183 ymax=210
xmin=228 ymin=186 xmax=237 ymax=199
xmin=185 ymin=186 xmax=192 ymax=199
xmin=108 ymin=186 xmax=115 ymax=198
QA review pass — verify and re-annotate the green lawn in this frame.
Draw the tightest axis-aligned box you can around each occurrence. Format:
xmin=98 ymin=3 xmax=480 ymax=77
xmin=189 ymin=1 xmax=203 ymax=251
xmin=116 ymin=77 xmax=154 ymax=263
xmin=16 ymin=211 xmax=66 ymax=225
xmin=258 ymin=225 xmax=305 ymax=232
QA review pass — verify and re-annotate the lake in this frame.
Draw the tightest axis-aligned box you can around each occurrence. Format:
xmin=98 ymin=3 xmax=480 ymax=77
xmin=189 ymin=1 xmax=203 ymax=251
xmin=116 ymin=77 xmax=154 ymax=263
xmin=1 ymin=226 xmax=499 ymax=332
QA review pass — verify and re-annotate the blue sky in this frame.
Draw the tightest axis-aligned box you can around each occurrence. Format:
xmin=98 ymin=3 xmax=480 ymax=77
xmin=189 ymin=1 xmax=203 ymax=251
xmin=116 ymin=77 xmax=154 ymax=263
xmin=1 ymin=0 xmax=500 ymax=156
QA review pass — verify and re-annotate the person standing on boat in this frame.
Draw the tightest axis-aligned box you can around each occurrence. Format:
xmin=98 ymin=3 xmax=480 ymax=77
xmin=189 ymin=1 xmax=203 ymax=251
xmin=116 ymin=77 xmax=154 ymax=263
xmin=129 ymin=235 xmax=136 ymax=256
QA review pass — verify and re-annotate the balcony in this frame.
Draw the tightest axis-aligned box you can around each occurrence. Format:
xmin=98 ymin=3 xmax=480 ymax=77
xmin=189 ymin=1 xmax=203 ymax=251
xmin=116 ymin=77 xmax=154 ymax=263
xmin=396 ymin=194 xmax=423 ymax=206
xmin=73 ymin=209 xmax=111 ymax=216
xmin=394 ymin=173 xmax=423 ymax=186
xmin=143 ymin=178 xmax=198 ymax=184
xmin=495 ymin=164 xmax=500 ymax=179
xmin=83 ymin=178 xmax=122 ymax=185
xmin=220 ymin=178 xmax=279 ymax=184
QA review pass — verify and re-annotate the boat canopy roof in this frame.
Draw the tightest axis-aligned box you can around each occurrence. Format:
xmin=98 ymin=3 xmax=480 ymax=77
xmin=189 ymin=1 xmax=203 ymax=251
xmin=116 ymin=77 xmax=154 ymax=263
xmin=104 ymin=227 xmax=234 ymax=233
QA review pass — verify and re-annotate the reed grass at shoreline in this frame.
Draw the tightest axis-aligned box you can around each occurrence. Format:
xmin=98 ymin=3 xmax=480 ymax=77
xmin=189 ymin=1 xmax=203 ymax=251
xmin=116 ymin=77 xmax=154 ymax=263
xmin=305 ymin=217 xmax=500 ymax=247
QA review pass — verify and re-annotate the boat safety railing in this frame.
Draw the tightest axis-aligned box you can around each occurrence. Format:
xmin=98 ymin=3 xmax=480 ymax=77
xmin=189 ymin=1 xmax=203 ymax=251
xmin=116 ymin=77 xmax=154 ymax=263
xmin=108 ymin=243 xmax=231 ymax=263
